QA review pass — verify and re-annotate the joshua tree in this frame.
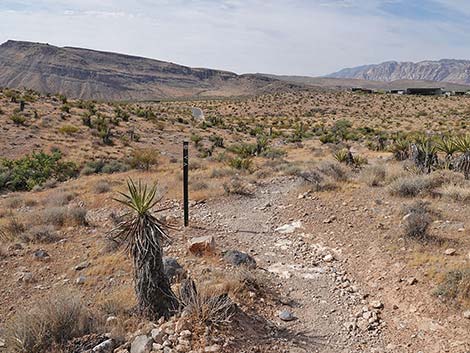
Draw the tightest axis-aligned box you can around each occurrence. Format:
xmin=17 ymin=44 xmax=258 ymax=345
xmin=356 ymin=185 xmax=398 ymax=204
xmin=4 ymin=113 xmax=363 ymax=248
xmin=113 ymin=180 xmax=178 ymax=319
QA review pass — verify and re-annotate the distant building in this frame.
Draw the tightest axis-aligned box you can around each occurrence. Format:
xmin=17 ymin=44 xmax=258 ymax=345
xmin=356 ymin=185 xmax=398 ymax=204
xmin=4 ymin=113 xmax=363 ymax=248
xmin=351 ymin=87 xmax=375 ymax=94
xmin=405 ymin=88 xmax=443 ymax=96
xmin=388 ymin=89 xmax=405 ymax=95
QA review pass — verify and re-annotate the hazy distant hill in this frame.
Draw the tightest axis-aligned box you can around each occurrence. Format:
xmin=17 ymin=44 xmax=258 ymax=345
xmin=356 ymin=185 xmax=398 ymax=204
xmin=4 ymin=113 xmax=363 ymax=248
xmin=0 ymin=40 xmax=299 ymax=101
xmin=327 ymin=59 xmax=470 ymax=85
xmin=261 ymin=74 xmax=470 ymax=91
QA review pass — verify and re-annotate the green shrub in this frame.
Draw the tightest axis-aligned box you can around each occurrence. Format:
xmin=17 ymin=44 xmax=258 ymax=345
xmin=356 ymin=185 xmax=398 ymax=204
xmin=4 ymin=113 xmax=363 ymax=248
xmin=129 ymin=148 xmax=159 ymax=171
xmin=10 ymin=114 xmax=26 ymax=126
xmin=58 ymin=125 xmax=79 ymax=135
xmin=228 ymin=157 xmax=253 ymax=171
xmin=0 ymin=151 xmax=78 ymax=191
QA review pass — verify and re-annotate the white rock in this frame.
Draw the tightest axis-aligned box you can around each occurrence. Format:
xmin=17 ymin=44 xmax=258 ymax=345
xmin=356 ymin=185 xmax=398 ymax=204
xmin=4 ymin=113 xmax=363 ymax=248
xmin=444 ymin=248 xmax=456 ymax=256
xmin=130 ymin=335 xmax=152 ymax=353
xmin=463 ymin=311 xmax=470 ymax=319
xmin=275 ymin=221 xmax=302 ymax=234
xmin=323 ymin=254 xmax=334 ymax=262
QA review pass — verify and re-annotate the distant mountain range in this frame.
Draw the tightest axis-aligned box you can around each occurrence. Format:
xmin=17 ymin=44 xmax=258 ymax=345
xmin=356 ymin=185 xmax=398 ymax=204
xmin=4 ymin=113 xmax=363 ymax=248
xmin=327 ymin=59 xmax=470 ymax=85
xmin=0 ymin=40 xmax=300 ymax=101
xmin=2 ymin=40 xmax=470 ymax=101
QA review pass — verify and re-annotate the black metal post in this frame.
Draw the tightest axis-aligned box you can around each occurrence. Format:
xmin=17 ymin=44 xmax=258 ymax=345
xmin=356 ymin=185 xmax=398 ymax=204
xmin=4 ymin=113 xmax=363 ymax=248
xmin=183 ymin=141 xmax=189 ymax=227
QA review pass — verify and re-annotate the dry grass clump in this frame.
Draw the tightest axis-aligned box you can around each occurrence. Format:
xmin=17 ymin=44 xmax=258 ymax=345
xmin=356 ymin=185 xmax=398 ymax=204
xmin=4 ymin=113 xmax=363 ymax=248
xmin=4 ymin=195 xmax=24 ymax=209
xmin=97 ymin=285 xmax=136 ymax=316
xmin=401 ymin=200 xmax=435 ymax=241
xmin=210 ymin=167 xmax=234 ymax=179
xmin=93 ymin=180 xmax=111 ymax=194
xmin=40 ymin=207 xmax=68 ymax=226
xmin=4 ymin=291 xmax=100 ymax=353
xmin=316 ymin=160 xmax=350 ymax=182
xmin=389 ymin=173 xmax=441 ymax=197
xmin=46 ymin=191 xmax=76 ymax=206
xmin=435 ymin=268 xmax=470 ymax=308
xmin=69 ymin=207 xmax=88 ymax=226
xmin=438 ymin=184 xmax=470 ymax=202
xmin=22 ymin=225 xmax=58 ymax=243
xmin=179 ymin=279 xmax=235 ymax=328
xmin=37 ymin=206 xmax=88 ymax=227
xmin=359 ymin=164 xmax=386 ymax=187
xmin=223 ymin=177 xmax=254 ymax=196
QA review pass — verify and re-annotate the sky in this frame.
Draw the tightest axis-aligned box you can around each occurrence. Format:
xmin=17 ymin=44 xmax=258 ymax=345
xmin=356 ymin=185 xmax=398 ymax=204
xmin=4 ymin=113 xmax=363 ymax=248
xmin=1 ymin=0 xmax=470 ymax=76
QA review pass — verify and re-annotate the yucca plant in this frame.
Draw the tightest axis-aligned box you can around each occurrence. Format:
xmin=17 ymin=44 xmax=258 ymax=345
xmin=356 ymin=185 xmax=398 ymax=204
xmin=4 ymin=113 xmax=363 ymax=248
xmin=436 ymin=136 xmax=458 ymax=169
xmin=436 ymin=136 xmax=459 ymax=157
xmin=390 ymin=139 xmax=410 ymax=161
xmin=454 ymin=135 xmax=470 ymax=153
xmin=112 ymin=179 xmax=178 ymax=319
xmin=333 ymin=149 xmax=349 ymax=164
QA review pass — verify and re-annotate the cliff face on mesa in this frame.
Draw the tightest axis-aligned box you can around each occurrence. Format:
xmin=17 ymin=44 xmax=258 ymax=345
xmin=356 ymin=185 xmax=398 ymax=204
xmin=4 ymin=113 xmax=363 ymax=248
xmin=0 ymin=40 xmax=291 ymax=100
xmin=327 ymin=59 xmax=470 ymax=85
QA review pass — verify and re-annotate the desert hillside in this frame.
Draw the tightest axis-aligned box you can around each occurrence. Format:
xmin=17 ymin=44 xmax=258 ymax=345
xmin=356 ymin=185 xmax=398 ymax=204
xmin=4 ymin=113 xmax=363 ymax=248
xmin=0 ymin=41 xmax=300 ymax=101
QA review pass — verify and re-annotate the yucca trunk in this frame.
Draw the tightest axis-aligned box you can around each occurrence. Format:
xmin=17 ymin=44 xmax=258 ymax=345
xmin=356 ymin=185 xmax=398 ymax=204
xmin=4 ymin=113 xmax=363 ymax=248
xmin=131 ymin=214 xmax=178 ymax=318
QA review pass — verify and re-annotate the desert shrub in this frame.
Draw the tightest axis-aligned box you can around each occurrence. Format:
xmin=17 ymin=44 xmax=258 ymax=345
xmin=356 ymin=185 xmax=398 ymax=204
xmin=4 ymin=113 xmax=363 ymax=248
xmin=438 ymin=184 xmax=470 ymax=202
xmin=223 ymin=177 xmax=254 ymax=196
xmin=129 ymin=148 xmax=159 ymax=171
xmin=228 ymin=157 xmax=253 ymax=171
xmin=191 ymin=181 xmax=209 ymax=191
xmin=316 ymin=160 xmax=349 ymax=182
xmin=94 ymin=180 xmax=111 ymax=194
xmin=47 ymin=191 xmax=76 ymax=206
xmin=69 ymin=207 xmax=88 ymax=226
xmin=58 ymin=125 xmax=79 ymax=135
xmin=360 ymin=165 xmax=386 ymax=187
xmin=389 ymin=173 xmax=444 ymax=197
xmin=0 ymin=151 xmax=78 ymax=192
xmin=4 ymin=196 xmax=24 ymax=209
xmin=101 ymin=161 xmax=130 ymax=174
xmin=179 ymin=280 xmax=234 ymax=328
xmin=41 ymin=207 xmax=68 ymax=227
xmin=298 ymin=169 xmax=337 ymax=191
xmin=401 ymin=200 xmax=433 ymax=241
xmin=210 ymin=168 xmax=234 ymax=179
xmin=434 ymin=268 xmax=470 ymax=306
xmin=4 ymin=291 xmax=99 ymax=353
xmin=228 ymin=143 xmax=257 ymax=158
xmin=10 ymin=114 xmax=26 ymax=126
xmin=2 ymin=214 xmax=25 ymax=240
xmin=22 ymin=225 xmax=58 ymax=243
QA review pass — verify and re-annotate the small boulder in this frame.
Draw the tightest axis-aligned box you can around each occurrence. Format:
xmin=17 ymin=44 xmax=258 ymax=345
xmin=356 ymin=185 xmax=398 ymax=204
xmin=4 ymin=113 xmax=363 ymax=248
xmin=204 ymin=344 xmax=221 ymax=352
xmin=92 ymin=338 xmax=115 ymax=352
xmin=444 ymin=248 xmax=456 ymax=256
xmin=33 ymin=249 xmax=50 ymax=261
xmin=163 ymin=257 xmax=185 ymax=283
xmin=187 ymin=236 xmax=215 ymax=256
xmin=75 ymin=261 xmax=90 ymax=271
xmin=223 ymin=250 xmax=256 ymax=268
xmin=130 ymin=335 xmax=153 ymax=353
xmin=370 ymin=300 xmax=383 ymax=309
xmin=463 ymin=310 xmax=470 ymax=319
xmin=279 ymin=310 xmax=296 ymax=322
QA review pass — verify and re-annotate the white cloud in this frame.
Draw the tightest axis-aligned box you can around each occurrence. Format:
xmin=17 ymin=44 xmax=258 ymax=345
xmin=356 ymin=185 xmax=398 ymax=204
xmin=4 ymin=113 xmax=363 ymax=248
xmin=0 ymin=0 xmax=469 ymax=76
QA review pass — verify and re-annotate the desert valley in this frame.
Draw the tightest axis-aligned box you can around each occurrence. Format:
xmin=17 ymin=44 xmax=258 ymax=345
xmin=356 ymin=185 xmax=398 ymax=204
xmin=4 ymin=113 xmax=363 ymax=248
xmin=0 ymin=38 xmax=470 ymax=353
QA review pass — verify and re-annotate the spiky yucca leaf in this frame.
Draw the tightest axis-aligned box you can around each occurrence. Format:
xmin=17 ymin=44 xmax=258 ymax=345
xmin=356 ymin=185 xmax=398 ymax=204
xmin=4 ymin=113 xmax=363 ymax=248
xmin=436 ymin=136 xmax=459 ymax=156
xmin=454 ymin=135 xmax=470 ymax=153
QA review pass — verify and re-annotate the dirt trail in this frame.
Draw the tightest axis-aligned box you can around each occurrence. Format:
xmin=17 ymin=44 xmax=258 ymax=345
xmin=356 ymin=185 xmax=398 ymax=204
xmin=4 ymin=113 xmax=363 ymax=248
xmin=191 ymin=177 xmax=386 ymax=352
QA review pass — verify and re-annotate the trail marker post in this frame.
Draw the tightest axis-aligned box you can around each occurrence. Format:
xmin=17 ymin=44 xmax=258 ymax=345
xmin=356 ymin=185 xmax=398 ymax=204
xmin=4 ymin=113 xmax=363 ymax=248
xmin=183 ymin=141 xmax=189 ymax=227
